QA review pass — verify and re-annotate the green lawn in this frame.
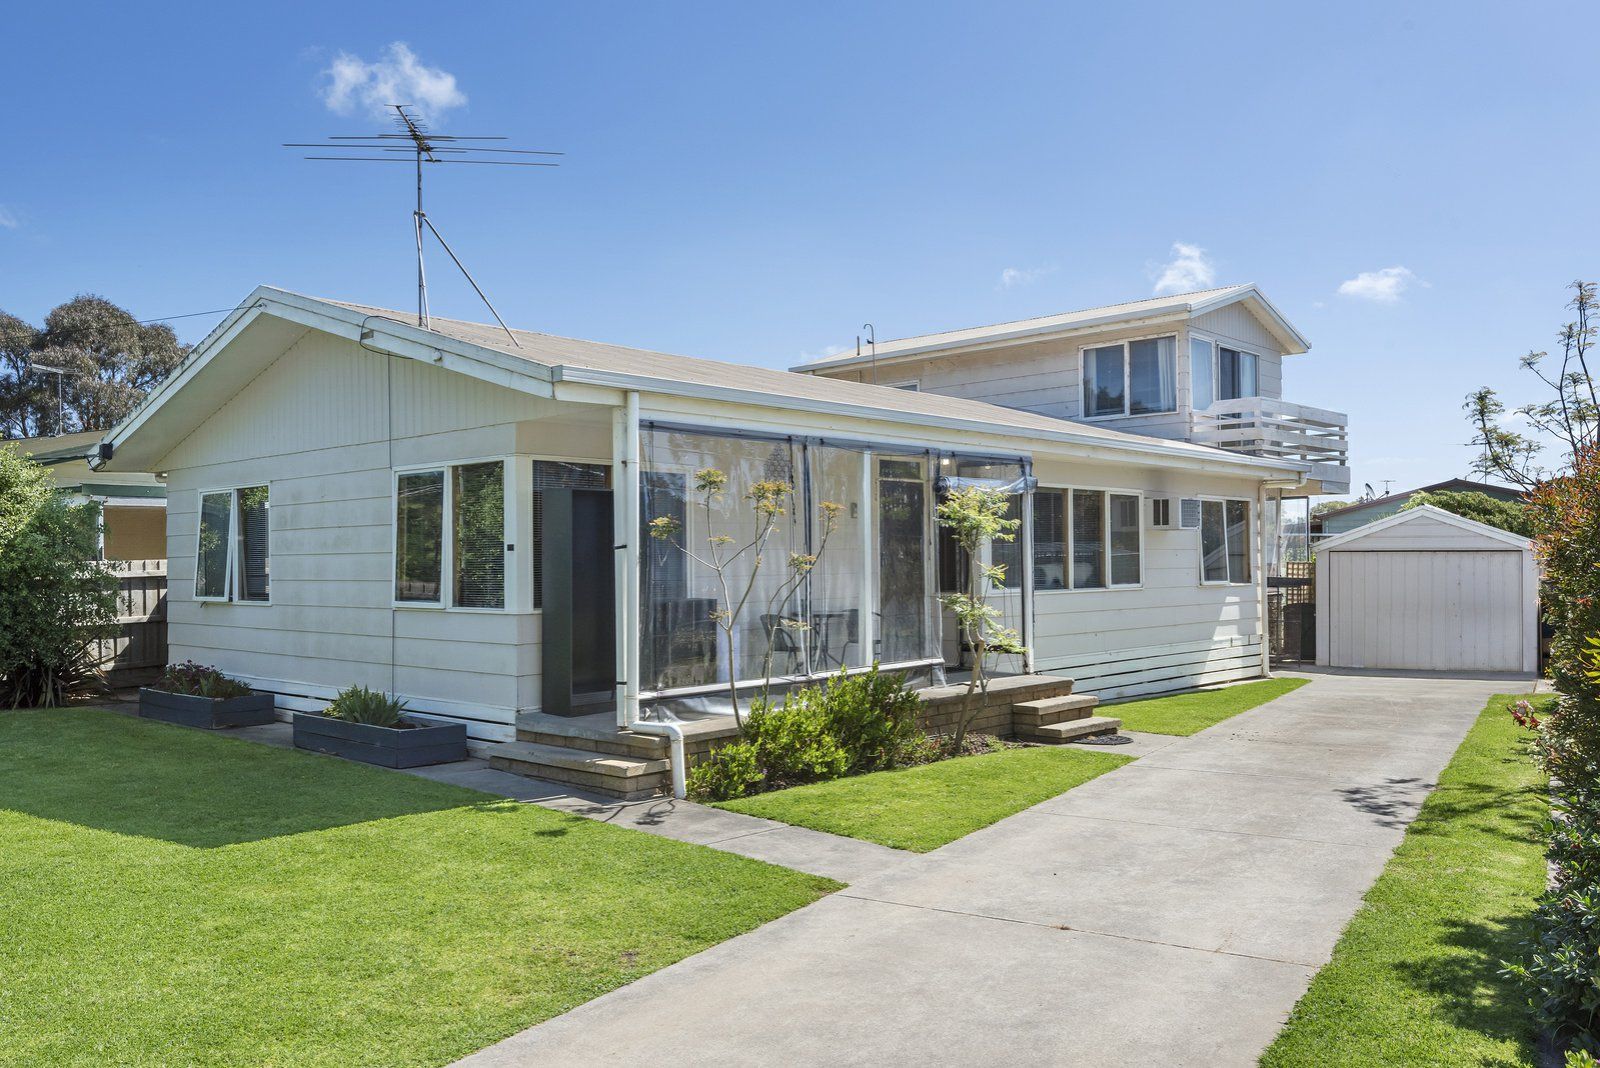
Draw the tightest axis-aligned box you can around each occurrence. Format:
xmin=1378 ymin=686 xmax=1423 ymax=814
xmin=0 ymin=708 xmax=838 ymax=1067
xmin=715 ymin=745 xmax=1132 ymax=852
xmin=1107 ymin=676 xmax=1311 ymax=735
xmin=1260 ymin=693 xmax=1553 ymax=1068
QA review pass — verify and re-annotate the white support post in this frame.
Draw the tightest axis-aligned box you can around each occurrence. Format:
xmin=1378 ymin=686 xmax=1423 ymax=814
xmin=859 ymin=451 xmax=875 ymax=666
xmin=1258 ymin=482 xmax=1271 ymax=679
xmin=612 ymin=407 xmax=629 ymax=726
xmin=1020 ymin=485 xmax=1035 ymax=675
xmin=624 ymin=394 xmax=642 ymax=725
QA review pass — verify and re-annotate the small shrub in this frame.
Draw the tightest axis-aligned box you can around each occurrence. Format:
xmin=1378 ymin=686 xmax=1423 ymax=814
xmin=324 ymin=685 xmax=407 ymax=728
xmin=686 ymin=741 xmax=763 ymax=802
xmin=814 ymin=666 xmax=923 ymax=773
xmin=154 ymin=661 xmax=252 ymax=700
xmin=743 ymin=697 xmax=850 ymax=788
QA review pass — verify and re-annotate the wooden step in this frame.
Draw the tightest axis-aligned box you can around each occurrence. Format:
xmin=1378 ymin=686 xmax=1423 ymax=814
xmin=1012 ymin=694 xmax=1100 ymax=727
xmin=1016 ymin=715 xmax=1121 ymax=744
xmin=487 ymin=740 xmax=670 ymax=800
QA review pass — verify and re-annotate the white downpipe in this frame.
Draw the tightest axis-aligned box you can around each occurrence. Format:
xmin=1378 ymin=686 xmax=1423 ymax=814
xmin=628 ymin=719 xmax=687 ymax=799
xmin=859 ymin=451 xmax=875 ymax=664
xmin=618 ymin=394 xmax=689 ymax=797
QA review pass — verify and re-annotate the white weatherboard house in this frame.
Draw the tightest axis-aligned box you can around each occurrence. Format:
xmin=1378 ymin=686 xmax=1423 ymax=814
xmin=93 ymin=284 xmax=1347 ymax=796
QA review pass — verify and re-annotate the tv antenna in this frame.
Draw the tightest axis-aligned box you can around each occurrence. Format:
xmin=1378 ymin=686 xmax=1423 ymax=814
xmin=285 ymin=104 xmax=562 ymax=346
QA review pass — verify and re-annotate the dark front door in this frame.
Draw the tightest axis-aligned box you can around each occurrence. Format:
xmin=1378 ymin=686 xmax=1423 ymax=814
xmin=877 ymin=460 xmax=927 ymax=665
xmin=571 ymin=490 xmax=616 ymax=700
xmin=539 ymin=487 xmax=616 ymax=714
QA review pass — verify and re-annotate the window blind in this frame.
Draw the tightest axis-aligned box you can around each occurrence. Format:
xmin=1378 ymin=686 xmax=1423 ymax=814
xmin=235 ymin=485 xmax=270 ymax=602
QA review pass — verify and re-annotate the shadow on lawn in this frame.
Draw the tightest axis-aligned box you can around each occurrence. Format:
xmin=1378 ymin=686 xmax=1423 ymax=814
xmin=1393 ymin=911 xmax=1540 ymax=1064
xmin=0 ymin=708 xmax=482 ymax=848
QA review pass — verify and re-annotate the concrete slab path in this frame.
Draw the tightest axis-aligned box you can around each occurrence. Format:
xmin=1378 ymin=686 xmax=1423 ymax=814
xmin=454 ymin=669 xmax=1535 ymax=1068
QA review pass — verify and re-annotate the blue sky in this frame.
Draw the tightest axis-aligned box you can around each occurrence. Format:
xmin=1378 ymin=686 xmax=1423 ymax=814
xmin=5 ymin=1 xmax=1597 ymax=496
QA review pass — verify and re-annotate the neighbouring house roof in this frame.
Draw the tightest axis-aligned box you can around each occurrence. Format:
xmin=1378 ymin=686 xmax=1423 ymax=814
xmin=789 ymin=284 xmax=1310 ymax=373
xmin=95 ymin=286 xmax=1309 ymax=482
xmin=1316 ymin=503 xmax=1532 ymax=553
xmin=1311 ymin=478 xmax=1524 ymax=527
xmin=5 ymin=430 xmax=165 ymax=499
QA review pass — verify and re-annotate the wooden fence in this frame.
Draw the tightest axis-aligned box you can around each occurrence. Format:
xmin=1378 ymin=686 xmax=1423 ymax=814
xmin=95 ymin=559 xmax=168 ymax=686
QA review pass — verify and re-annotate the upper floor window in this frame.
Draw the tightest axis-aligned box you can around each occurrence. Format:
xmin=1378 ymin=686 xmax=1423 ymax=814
xmin=394 ymin=461 xmax=507 ymax=609
xmin=195 ymin=486 xmax=269 ymax=603
xmin=1191 ymin=337 xmax=1261 ymax=409
xmin=1082 ymin=336 xmax=1177 ymax=417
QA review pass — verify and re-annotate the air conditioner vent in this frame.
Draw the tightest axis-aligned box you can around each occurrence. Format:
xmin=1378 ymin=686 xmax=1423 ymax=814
xmin=1151 ymin=496 xmax=1203 ymax=530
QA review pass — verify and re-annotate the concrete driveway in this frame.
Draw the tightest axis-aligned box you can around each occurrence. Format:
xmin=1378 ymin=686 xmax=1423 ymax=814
xmin=456 ymin=669 xmax=1531 ymax=1068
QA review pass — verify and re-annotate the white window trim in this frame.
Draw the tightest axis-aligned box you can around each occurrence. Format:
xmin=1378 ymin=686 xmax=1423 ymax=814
xmin=1188 ymin=329 xmax=1262 ymax=407
xmin=1032 ymin=484 xmax=1145 ymax=593
xmin=193 ymin=485 xmax=272 ymax=606
xmin=1196 ymin=494 xmax=1254 ymax=587
xmin=1077 ymin=333 xmax=1180 ymax=420
xmin=392 ymin=455 xmax=515 ymax=613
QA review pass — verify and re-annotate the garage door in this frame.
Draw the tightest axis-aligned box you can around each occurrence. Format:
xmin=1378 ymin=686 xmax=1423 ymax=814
xmin=1326 ymin=550 xmax=1526 ymax=671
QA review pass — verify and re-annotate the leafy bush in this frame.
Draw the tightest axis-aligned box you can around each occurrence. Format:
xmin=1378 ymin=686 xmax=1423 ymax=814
xmin=685 ymin=742 xmax=763 ymax=802
xmin=743 ymin=697 xmax=850 ymax=788
xmin=0 ymin=445 xmax=118 ymax=708
xmin=815 ymin=667 xmax=923 ymax=774
xmin=154 ymin=661 xmax=253 ymax=700
xmin=685 ymin=666 xmax=928 ymax=801
xmin=324 ymin=686 xmax=408 ymax=728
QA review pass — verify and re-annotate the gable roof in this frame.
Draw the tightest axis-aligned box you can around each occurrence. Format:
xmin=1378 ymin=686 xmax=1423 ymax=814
xmin=95 ymin=286 xmax=1309 ymax=481
xmin=1315 ymin=503 xmax=1532 ymax=553
xmin=1312 ymin=478 xmax=1525 ymax=524
xmin=790 ymin=284 xmax=1310 ymax=373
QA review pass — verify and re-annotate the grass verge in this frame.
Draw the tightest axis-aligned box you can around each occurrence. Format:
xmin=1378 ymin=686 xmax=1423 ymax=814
xmin=715 ymin=745 xmax=1132 ymax=852
xmin=1107 ymin=676 xmax=1311 ymax=735
xmin=1259 ymin=692 xmax=1553 ymax=1068
xmin=0 ymin=708 xmax=838 ymax=1067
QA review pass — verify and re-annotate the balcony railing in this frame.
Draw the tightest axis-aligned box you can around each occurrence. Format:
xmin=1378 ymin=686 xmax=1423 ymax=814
xmin=1191 ymin=397 xmax=1349 ymax=491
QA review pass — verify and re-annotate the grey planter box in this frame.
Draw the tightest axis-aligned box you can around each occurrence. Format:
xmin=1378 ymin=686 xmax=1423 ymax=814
xmin=292 ymin=712 xmax=468 ymax=769
xmin=138 ymin=688 xmax=277 ymax=730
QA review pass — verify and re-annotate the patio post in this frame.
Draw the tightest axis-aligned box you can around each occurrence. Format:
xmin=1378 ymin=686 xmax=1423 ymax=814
xmin=858 ymin=450 xmax=874 ymax=666
xmin=613 ymin=392 xmax=643 ymax=726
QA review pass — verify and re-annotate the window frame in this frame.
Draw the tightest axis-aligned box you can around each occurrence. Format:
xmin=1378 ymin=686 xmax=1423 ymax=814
xmin=391 ymin=455 xmax=514 ymax=614
xmin=1196 ymin=495 xmax=1254 ymax=587
xmin=1031 ymin=484 xmax=1145 ymax=593
xmin=193 ymin=485 xmax=272 ymax=606
xmin=1188 ymin=329 xmax=1262 ymax=405
xmin=1077 ymin=333 xmax=1179 ymax=420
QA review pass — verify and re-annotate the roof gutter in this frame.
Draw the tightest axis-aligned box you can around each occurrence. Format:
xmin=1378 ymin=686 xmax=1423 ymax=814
xmin=549 ymin=365 xmax=1306 ymax=480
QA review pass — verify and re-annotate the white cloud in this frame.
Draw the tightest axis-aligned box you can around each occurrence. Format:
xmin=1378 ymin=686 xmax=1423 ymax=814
xmin=996 ymin=265 xmax=1054 ymax=291
xmin=0 ymin=205 xmax=18 ymax=230
xmin=1152 ymin=242 xmax=1216 ymax=295
xmin=798 ymin=344 xmax=849 ymax=364
xmin=320 ymin=43 xmax=467 ymax=124
xmin=1337 ymin=266 xmax=1424 ymax=304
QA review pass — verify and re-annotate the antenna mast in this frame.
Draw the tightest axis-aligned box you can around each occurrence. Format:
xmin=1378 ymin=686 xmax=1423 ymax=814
xmin=285 ymin=104 xmax=562 ymax=345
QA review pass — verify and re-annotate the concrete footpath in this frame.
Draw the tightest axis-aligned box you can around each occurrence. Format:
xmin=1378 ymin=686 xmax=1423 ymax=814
xmin=454 ymin=669 xmax=1533 ymax=1068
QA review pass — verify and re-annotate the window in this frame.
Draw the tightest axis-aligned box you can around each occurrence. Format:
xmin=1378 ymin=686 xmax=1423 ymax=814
xmin=394 ymin=461 xmax=508 ymax=609
xmin=1071 ymin=489 xmax=1105 ymax=588
xmin=1030 ymin=488 xmax=1142 ymax=591
xmin=1200 ymin=499 xmax=1251 ymax=584
xmin=454 ymin=462 xmax=506 ymax=609
xmin=194 ymin=486 xmax=269 ymax=602
xmin=1082 ymin=337 xmax=1177 ymax=417
xmin=395 ymin=471 xmax=445 ymax=602
xmin=530 ymin=460 xmax=611 ymax=609
xmin=1190 ymin=336 xmax=1214 ymax=410
xmin=1109 ymin=493 xmax=1140 ymax=586
xmin=1217 ymin=346 xmax=1259 ymax=401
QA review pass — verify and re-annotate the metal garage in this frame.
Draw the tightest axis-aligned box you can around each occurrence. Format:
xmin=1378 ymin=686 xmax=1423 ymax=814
xmin=1315 ymin=505 xmax=1538 ymax=673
